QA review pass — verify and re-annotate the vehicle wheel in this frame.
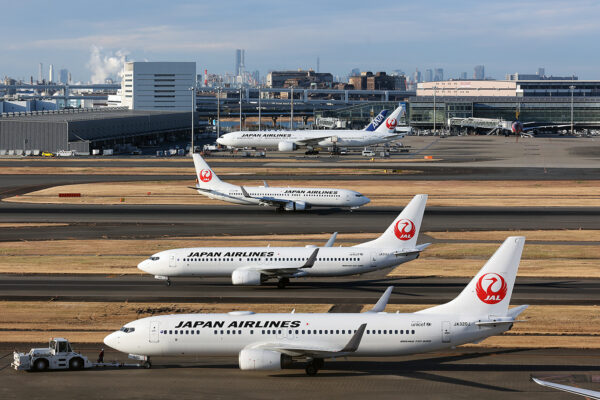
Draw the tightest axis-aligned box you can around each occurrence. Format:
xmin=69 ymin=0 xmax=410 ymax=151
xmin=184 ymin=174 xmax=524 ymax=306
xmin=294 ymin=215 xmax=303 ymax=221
xmin=165 ymin=280 xmax=171 ymax=287
xmin=313 ymin=358 xmax=324 ymax=370
xmin=33 ymin=358 xmax=49 ymax=372
xmin=69 ymin=357 xmax=84 ymax=370
xmin=277 ymin=278 xmax=289 ymax=289
xmin=143 ymin=361 xmax=152 ymax=369
xmin=305 ymin=362 xmax=318 ymax=376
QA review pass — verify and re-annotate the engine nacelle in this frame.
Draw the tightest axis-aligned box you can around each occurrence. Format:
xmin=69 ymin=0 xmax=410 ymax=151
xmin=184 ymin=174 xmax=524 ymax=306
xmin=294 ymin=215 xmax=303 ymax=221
xmin=278 ymin=141 xmax=297 ymax=152
xmin=284 ymin=200 xmax=307 ymax=211
xmin=231 ymin=269 xmax=262 ymax=285
xmin=238 ymin=348 xmax=292 ymax=371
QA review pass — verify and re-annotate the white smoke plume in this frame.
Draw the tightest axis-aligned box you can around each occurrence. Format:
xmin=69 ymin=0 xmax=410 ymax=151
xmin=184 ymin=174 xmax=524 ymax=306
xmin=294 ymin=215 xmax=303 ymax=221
xmin=87 ymin=46 xmax=129 ymax=84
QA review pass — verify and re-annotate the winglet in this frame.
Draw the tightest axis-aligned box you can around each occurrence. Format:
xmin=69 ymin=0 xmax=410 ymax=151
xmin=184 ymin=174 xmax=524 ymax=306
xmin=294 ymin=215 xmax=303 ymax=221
xmin=263 ymin=180 xmax=269 ymax=188
xmin=324 ymin=232 xmax=338 ymax=247
xmin=340 ymin=323 xmax=367 ymax=352
xmin=240 ymin=186 xmax=251 ymax=198
xmin=365 ymin=286 xmax=393 ymax=313
xmin=301 ymin=248 xmax=319 ymax=269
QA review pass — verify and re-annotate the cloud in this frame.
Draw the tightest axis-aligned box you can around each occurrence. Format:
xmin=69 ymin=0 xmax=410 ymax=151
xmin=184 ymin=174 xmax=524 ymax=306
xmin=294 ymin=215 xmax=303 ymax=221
xmin=86 ymin=46 xmax=129 ymax=84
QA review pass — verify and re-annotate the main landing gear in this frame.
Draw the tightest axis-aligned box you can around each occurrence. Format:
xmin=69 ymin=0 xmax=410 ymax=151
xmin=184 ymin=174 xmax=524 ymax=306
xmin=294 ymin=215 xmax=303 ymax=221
xmin=277 ymin=278 xmax=290 ymax=289
xmin=305 ymin=358 xmax=324 ymax=376
xmin=165 ymin=279 xmax=171 ymax=287
xmin=143 ymin=357 xmax=152 ymax=369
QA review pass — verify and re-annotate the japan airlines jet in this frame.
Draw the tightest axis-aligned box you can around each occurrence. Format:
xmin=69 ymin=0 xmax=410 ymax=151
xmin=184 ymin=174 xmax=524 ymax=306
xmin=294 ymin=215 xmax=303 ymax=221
xmin=137 ymin=194 xmax=428 ymax=287
xmin=191 ymin=154 xmax=369 ymax=210
xmin=107 ymin=236 xmax=528 ymax=375
xmin=215 ymin=105 xmax=405 ymax=151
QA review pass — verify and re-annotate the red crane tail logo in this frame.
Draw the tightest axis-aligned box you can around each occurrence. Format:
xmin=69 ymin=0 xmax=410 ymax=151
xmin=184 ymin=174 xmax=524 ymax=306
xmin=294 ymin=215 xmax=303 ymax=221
xmin=199 ymin=169 xmax=212 ymax=183
xmin=394 ymin=219 xmax=416 ymax=241
xmin=475 ymin=273 xmax=508 ymax=304
xmin=385 ymin=118 xmax=398 ymax=129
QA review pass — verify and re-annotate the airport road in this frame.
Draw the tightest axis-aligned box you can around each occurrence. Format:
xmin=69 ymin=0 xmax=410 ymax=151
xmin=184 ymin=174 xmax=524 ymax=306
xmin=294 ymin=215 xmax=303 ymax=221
xmin=1 ymin=275 xmax=598 ymax=306
xmin=0 ymin=204 xmax=598 ymax=241
xmin=1 ymin=345 xmax=598 ymax=400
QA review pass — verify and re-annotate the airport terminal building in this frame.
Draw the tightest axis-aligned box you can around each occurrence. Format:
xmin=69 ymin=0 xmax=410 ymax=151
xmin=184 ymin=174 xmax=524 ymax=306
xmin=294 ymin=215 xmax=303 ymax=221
xmin=0 ymin=107 xmax=194 ymax=154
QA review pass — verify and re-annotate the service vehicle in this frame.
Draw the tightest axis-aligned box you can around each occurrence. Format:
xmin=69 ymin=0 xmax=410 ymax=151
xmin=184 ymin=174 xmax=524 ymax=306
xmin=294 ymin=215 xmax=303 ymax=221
xmin=12 ymin=338 xmax=93 ymax=371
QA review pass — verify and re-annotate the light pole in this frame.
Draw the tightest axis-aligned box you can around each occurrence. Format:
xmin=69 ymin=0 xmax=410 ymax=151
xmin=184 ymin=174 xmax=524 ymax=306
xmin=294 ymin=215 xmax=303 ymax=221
xmin=432 ymin=86 xmax=437 ymax=134
xmin=189 ymin=85 xmax=195 ymax=154
xmin=216 ymin=87 xmax=221 ymax=138
xmin=290 ymin=86 xmax=294 ymax=130
xmin=569 ymin=85 xmax=575 ymax=135
xmin=258 ymin=88 xmax=261 ymax=131
xmin=239 ymin=88 xmax=243 ymax=130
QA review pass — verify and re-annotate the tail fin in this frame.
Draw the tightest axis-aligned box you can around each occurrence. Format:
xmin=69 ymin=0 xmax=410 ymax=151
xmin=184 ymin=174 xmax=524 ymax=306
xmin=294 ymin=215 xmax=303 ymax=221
xmin=364 ymin=110 xmax=389 ymax=132
xmin=357 ymin=194 xmax=427 ymax=249
xmin=192 ymin=154 xmax=224 ymax=189
xmin=418 ymin=237 xmax=525 ymax=317
xmin=374 ymin=105 xmax=404 ymax=134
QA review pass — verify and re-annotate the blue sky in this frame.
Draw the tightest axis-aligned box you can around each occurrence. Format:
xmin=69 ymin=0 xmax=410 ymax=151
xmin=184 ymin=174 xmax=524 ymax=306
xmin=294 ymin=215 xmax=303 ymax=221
xmin=1 ymin=0 xmax=598 ymax=82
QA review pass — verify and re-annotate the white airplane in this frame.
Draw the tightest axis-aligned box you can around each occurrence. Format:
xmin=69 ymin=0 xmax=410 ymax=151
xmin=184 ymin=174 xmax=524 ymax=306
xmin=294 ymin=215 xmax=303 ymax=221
xmin=107 ymin=236 xmax=528 ymax=375
xmin=191 ymin=154 xmax=370 ymax=211
xmin=138 ymin=194 xmax=429 ymax=287
xmin=532 ymin=377 xmax=600 ymax=399
xmin=215 ymin=105 xmax=406 ymax=151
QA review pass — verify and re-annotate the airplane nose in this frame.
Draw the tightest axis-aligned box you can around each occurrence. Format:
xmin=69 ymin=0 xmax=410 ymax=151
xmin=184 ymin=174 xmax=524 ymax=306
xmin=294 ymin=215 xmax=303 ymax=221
xmin=137 ymin=260 xmax=150 ymax=273
xmin=363 ymin=196 xmax=371 ymax=205
xmin=216 ymin=137 xmax=224 ymax=145
xmin=103 ymin=331 xmax=120 ymax=350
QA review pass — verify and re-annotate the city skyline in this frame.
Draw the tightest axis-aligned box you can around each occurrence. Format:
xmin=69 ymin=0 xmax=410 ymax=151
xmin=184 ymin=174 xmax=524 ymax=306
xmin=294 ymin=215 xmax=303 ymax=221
xmin=1 ymin=0 xmax=598 ymax=82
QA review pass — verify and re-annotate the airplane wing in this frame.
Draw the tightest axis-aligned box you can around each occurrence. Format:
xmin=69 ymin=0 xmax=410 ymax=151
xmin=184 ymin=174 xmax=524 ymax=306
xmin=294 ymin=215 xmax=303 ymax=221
xmin=248 ymin=323 xmax=367 ymax=358
xmin=532 ymin=377 xmax=600 ymax=399
xmin=239 ymin=186 xmax=296 ymax=207
xmin=236 ymin=248 xmax=319 ymax=277
xmin=294 ymin=135 xmax=340 ymax=146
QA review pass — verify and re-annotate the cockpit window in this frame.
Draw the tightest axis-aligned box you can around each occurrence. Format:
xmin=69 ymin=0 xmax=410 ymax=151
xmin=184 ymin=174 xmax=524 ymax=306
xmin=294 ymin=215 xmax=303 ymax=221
xmin=355 ymin=194 xmax=363 ymax=197
xmin=120 ymin=327 xmax=135 ymax=333
xmin=149 ymin=257 xmax=160 ymax=261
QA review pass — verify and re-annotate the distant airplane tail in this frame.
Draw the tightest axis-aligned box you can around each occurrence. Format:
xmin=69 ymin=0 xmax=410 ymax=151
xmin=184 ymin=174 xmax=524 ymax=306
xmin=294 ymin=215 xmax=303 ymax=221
xmin=374 ymin=104 xmax=405 ymax=134
xmin=357 ymin=194 xmax=427 ymax=250
xmin=364 ymin=109 xmax=389 ymax=132
xmin=193 ymin=154 xmax=225 ymax=189
xmin=417 ymin=237 xmax=526 ymax=317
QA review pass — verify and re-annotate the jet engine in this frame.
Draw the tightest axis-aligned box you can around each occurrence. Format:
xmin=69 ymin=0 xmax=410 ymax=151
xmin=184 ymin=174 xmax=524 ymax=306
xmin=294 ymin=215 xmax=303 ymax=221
xmin=284 ymin=200 xmax=308 ymax=211
xmin=278 ymin=141 xmax=297 ymax=152
xmin=238 ymin=348 xmax=292 ymax=370
xmin=231 ymin=269 xmax=262 ymax=285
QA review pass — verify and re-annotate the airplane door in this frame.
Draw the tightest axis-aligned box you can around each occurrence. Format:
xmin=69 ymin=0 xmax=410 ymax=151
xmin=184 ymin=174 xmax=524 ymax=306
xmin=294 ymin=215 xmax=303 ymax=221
xmin=149 ymin=321 xmax=160 ymax=343
xmin=442 ymin=321 xmax=451 ymax=343
xmin=169 ymin=254 xmax=176 ymax=268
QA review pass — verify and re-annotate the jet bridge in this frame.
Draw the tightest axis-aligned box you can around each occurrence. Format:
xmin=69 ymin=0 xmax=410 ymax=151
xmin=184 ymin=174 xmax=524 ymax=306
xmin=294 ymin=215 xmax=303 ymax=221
xmin=448 ymin=117 xmax=512 ymax=135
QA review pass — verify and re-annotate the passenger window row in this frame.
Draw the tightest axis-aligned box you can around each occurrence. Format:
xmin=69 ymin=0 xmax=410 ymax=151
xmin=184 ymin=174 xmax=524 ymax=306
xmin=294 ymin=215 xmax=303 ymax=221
xmin=160 ymin=328 xmax=415 ymax=336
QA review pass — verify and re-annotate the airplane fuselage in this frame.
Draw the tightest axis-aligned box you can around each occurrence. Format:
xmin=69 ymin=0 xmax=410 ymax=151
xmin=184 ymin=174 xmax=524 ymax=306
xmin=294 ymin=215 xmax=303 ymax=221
xmin=199 ymin=183 xmax=368 ymax=209
xmin=104 ymin=312 xmax=508 ymax=358
xmin=138 ymin=246 xmax=418 ymax=279
xmin=216 ymin=130 xmax=400 ymax=149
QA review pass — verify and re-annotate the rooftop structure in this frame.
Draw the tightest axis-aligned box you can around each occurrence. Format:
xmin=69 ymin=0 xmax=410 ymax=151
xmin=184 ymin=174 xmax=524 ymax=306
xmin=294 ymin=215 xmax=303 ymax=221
xmin=120 ymin=62 xmax=196 ymax=111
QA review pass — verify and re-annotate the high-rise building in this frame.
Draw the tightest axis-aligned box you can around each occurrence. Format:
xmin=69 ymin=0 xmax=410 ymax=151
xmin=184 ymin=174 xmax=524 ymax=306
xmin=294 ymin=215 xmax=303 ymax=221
xmin=537 ymin=67 xmax=545 ymax=77
xmin=235 ymin=49 xmax=245 ymax=77
xmin=120 ymin=62 xmax=196 ymax=110
xmin=413 ymin=69 xmax=422 ymax=84
xmin=38 ymin=63 xmax=43 ymax=83
xmin=59 ymin=69 xmax=69 ymax=84
xmin=67 ymin=72 xmax=72 ymax=84
xmin=460 ymin=72 xmax=468 ymax=79
xmin=434 ymin=68 xmax=444 ymax=81
xmin=49 ymin=64 xmax=54 ymax=83
xmin=425 ymin=69 xmax=433 ymax=82
xmin=474 ymin=65 xmax=485 ymax=79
